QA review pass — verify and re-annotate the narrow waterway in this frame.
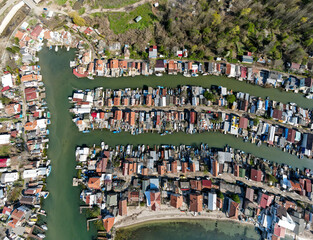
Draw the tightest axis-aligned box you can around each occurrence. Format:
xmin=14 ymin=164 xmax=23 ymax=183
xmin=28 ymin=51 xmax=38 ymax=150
xmin=39 ymin=48 xmax=313 ymax=240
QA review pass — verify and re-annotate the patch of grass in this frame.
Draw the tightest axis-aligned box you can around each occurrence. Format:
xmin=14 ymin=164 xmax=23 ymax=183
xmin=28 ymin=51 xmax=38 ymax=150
xmin=78 ymin=7 xmax=85 ymax=15
xmin=92 ymin=0 xmax=140 ymax=9
xmin=0 ymin=145 xmax=11 ymax=156
xmin=55 ymin=0 xmax=67 ymax=4
xmin=8 ymin=186 xmax=22 ymax=203
xmin=106 ymin=3 xmax=156 ymax=34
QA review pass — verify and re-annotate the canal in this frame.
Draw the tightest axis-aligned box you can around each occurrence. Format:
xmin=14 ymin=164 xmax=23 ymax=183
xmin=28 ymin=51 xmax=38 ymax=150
xmin=39 ymin=48 xmax=313 ymax=240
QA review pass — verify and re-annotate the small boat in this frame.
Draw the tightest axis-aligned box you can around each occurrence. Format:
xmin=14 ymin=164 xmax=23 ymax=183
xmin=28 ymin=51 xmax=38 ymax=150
xmin=55 ymin=45 xmax=58 ymax=52
xmin=41 ymin=225 xmax=48 ymax=231
xmin=82 ymin=130 xmax=90 ymax=133
xmin=49 ymin=46 xmax=52 ymax=50
xmin=156 ymin=73 xmax=163 ymax=77
xmin=191 ymin=73 xmax=199 ymax=77
xmin=37 ymin=233 xmax=46 ymax=239
xmin=101 ymin=142 xmax=105 ymax=150
xmin=42 ymin=192 xmax=49 ymax=199
xmin=67 ymin=46 xmax=70 ymax=51
xmin=46 ymin=160 xmax=51 ymax=166
xmin=46 ymin=166 xmax=51 ymax=177
xmin=306 ymin=94 xmax=313 ymax=99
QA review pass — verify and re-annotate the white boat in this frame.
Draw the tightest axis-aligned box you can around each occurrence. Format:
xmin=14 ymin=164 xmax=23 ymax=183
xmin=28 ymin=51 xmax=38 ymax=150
xmin=41 ymin=225 xmax=48 ymax=231
xmin=101 ymin=142 xmax=105 ymax=150
xmin=67 ymin=46 xmax=70 ymax=51
xmin=46 ymin=166 xmax=51 ymax=177
xmin=55 ymin=45 xmax=58 ymax=52
xmin=155 ymin=73 xmax=163 ymax=77
xmin=306 ymin=94 xmax=313 ymax=99
xmin=37 ymin=233 xmax=46 ymax=239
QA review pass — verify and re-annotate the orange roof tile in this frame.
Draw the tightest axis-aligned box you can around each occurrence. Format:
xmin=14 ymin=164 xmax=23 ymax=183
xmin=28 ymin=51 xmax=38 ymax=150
xmin=103 ymin=217 xmax=115 ymax=232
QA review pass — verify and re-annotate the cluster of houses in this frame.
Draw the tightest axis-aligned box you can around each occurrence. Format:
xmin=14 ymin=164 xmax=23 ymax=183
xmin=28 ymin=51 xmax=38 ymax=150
xmin=74 ymin=143 xmax=313 ymax=239
xmin=0 ymin=22 xmax=65 ymax=239
xmin=69 ymin=86 xmax=313 ymax=158
xmin=71 ymin=45 xmax=313 ymax=94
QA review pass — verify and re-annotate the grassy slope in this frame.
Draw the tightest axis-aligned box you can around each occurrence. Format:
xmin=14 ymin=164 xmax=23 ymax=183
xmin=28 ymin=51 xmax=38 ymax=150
xmin=93 ymin=0 xmax=141 ymax=9
xmin=106 ymin=3 xmax=154 ymax=34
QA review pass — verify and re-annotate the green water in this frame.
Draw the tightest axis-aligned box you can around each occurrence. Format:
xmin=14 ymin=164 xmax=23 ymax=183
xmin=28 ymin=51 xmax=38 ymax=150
xmin=117 ymin=220 xmax=261 ymax=240
xmin=39 ymin=48 xmax=313 ymax=240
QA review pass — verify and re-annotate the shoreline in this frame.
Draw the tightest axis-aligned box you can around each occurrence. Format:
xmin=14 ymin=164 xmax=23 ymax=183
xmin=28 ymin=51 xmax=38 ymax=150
xmin=115 ymin=215 xmax=255 ymax=230
xmin=113 ymin=206 xmax=255 ymax=230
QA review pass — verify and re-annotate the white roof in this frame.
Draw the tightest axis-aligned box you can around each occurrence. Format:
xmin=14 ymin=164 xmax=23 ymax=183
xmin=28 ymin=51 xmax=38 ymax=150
xmin=1 ymin=172 xmax=19 ymax=183
xmin=23 ymin=169 xmax=37 ymax=179
xmin=37 ymin=119 xmax=47 ymax=129
xmin=73 ymin=93 xmax=84 ymax=99
xmin=1 ymin=74 xmax=13 ymax=88
xmin=21 ymin=22 xmax=29 ymax=30
xmin=0 ymin=134 xmax=10 ymax=145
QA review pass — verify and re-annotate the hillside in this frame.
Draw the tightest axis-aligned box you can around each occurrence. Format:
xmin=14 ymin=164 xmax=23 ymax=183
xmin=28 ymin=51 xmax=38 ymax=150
xmin=70 ymin=0 xmax=313 ymax=69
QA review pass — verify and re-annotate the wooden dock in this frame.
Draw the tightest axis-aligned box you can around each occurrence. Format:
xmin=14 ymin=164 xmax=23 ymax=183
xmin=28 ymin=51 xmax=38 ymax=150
xmin=79 ymin=205 xmax=92 ymax=214
xmin=87 ymin=216 xmax=101 ymax=231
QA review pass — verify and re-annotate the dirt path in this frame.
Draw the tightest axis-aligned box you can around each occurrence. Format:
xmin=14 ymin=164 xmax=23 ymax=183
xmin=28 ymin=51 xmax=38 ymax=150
xmin=82 ymin=0 xmax=152 ymax=15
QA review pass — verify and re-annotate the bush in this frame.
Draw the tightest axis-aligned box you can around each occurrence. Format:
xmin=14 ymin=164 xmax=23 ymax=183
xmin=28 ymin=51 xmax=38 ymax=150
xmin=231 ymin=194 xmax=240 ymax=203
xmin=217 ymin=191 xmax=224 ymax=200
xmin=226 ymin=94 xmax=236 ymax=104
xmin=69 ymin=11 xmax=86 ymax=26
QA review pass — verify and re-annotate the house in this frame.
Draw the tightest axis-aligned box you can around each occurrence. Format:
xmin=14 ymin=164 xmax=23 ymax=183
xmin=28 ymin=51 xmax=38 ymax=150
xmin=250 ymin=169 xmax=263 ymax=182
xmin=189 ymin=193 xmax=203 ymax=212
xmin=1 ymin=73 xmax=13 ymax=87
xmin=259 ymin=193 xmax=273 ymax=209
xmin=135 ymin=16 xmax=142 ymax=22
xmin=211 ymin=160 xmax=219 ymax=177
xmin=5 ymin=104 xmax=21 ymax=116
xmin=119 ymin=199 xmax=127 ymax=216
xmin=25 ymin=87 xmax=38 ymax=101
xmin=149 ymin=46 xmax=157 ymax=58
xmin=30 ymin=24 xmax=43 ymax=39
xmin=239 ymin=117 xmax=248 ymax=129
xmin=242 ymin=55 xmax=253 ymax=64
xmin=88 ymin=177 xmax=101 ymax=190
xmin=1 ymin=172 xmax=18 ymax=183
xmin=228 ymin=199 xmax=239 ymax=219
xmin=150 ymin=191 xmax=161 ymax=211
xmin=103 ymin=216 xmax=115 ymax=232
xmin=245 ymin=188 xmax=254 ymax=202
xmin=14 ymin=30 xmax=25 ymax=40
xmin=208 ymin=192 xmax=217 ymax=211
xmin=290 ymin=62 xmax=300 ymax=71
xmin=155 ymin=60 xmax=165 ymax=72
xmin=170 ymin=193 xmax=183 ymax=208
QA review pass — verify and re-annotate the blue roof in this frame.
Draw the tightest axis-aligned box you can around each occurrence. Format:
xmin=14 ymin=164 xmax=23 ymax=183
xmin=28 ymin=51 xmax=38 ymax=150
xmin=145 ymin=191 xmax=151 ymax=206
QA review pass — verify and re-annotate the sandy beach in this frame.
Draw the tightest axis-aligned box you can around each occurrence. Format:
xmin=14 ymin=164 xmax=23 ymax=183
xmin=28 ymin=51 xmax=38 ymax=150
xmin=113 ymin=204 xmax=255 ymax=230
xmin=113 ymin=205 xmax=312 ymax=240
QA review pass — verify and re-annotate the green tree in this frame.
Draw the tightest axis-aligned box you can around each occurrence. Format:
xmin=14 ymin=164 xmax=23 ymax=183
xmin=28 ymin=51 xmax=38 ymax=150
xmin=212 ymin=12 xmax=221 ymax=26
xmin=217 ymin=191 xmax=224 ymax=200
xmin=240 ymin=8 xmax=251 ymax=17
xmin=231 ymin=194 xmax=240 ymax=203
xmin=253 ymin=117 xmax=259 ymax=126
xmin=268 ymin=174 xmax=278 ymax=183
xmin=69 ymin=11 xmax=86 ymax=26
xmin=226 ymin=94 xmax=236 ymax=104
xmin=203 ymin=91 xmax=216 ymax=102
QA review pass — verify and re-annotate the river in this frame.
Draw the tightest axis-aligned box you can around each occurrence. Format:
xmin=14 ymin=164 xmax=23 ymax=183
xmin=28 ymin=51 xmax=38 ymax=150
xmin=39 ymin=48 xmax=313 ymax=240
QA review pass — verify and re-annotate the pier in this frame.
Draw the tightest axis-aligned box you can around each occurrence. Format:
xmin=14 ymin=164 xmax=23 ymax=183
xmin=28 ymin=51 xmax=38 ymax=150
xmin=87 ymin=216 xmax=101 ymax=231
